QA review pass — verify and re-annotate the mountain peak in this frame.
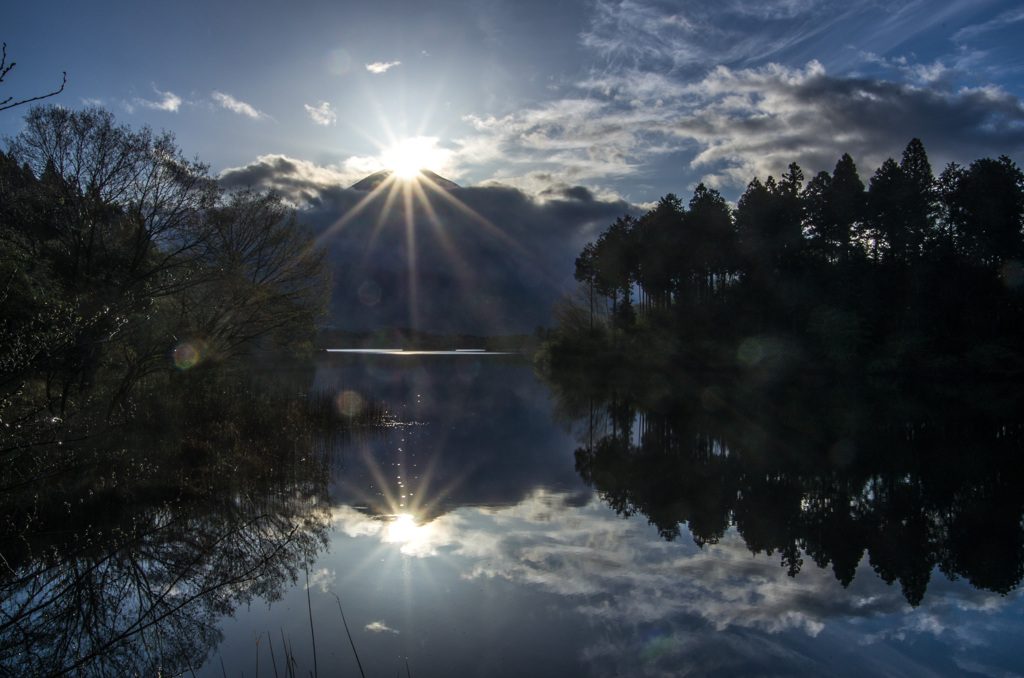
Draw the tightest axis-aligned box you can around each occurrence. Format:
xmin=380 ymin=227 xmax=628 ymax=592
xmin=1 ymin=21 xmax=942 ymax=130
xmin=350 ymin=169 xmax=460 ymax=191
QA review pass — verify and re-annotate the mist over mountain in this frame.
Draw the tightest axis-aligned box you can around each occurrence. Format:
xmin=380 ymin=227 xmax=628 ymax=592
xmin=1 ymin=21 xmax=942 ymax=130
xmin=237 ymin=169 xmax=638 ymax=334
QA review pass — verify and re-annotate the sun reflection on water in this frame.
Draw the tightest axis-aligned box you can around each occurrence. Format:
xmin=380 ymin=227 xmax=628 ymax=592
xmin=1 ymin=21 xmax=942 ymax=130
xmin=382 ymin=513 xmax=421 ymax=543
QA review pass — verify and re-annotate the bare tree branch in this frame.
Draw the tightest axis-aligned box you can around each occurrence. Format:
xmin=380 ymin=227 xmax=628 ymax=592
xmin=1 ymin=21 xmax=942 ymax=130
xmin=0 ymin=42 xmax=66 ymax=112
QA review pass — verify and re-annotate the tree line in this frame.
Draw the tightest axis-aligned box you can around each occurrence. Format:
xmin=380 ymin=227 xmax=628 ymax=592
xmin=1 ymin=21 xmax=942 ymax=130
xmin=552 ymin=370 xmax=1024 ymax=606
xmin=1 ymin=105 xmax=331 ymax=436
xmin=559 ymin=138 xmax=1024 ymax=374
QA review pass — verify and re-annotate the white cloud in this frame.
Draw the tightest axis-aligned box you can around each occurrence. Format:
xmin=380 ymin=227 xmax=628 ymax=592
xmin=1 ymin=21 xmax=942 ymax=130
xmin=218 ymin=154 xmax=359 ymax=202
xmin=325 ymin=488 xmax=1020 ymax=676
xmin=304 ymin=101 xmax=337 ymax=126
xmin=668 ymin=61 xmax=1024 ymax=187
xmin=365 ymin=621 xmax=399 ymax=634
xmin=212 ymin=91 xmax=269 ymax=119
xmin=952 ymin=5 xmax=1024 ymax=42
xmin=579 ymin=0 xmax=850 ymax=73
xmin=457 ymin=99 xmax=646 ymax=190
xmin=470 ymin=54 xmax=1024 ymax=196
xmin=134 ymin=86 xmax=182 ymax=113
xmin=307 ymin=567 xmax=336 ymax=593
xmin=365 ymin=61 xmax=401 ymax=74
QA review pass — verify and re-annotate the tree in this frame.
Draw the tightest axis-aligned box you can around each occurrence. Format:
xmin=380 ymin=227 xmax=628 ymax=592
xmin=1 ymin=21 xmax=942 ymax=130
xmin=865 ymin=139 xmax=937 ymax=264
xmin=865 ymin=157 xmax=904 ymax=262
xmin=0 ymin=42 xmax=66 ymax=112
xmin=590 ymin=215 xmax=639 ymax=323
xmin=635 ymin=194 xmax=683 ymax=312
xmin=2 ymin=106 xmax=331 ymax=420
xmin=574 ymin=241 xmax=599 ymax=329
xmin=183 ymin=188 xmax=331 ymax=352
xmin=735 ymin=164 xmax=805 ymax=278
xmin=940 ymin=156 xmax=1024 ymax=268
xmin=683 ymin=183 xmax=734 ymax=301
xmin=899 ymin=138 xmax=939 ymax=255
xmin=804 ymin=154 xmax=867 ymax=265
xmin=6 ymin=106 xmax=221 ymax=297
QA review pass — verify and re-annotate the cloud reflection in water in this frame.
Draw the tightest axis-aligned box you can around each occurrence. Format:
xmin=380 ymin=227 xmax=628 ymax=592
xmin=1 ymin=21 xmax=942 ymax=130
xmin=331 ymin=488 xmax=1021 ymax=676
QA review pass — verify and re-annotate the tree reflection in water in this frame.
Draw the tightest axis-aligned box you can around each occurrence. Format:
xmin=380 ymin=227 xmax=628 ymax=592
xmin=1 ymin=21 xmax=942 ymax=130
xmin=0 ymin=366 xmax=351 ymax=677
xmin=547 ymin=368 xmax=1024 ymax=606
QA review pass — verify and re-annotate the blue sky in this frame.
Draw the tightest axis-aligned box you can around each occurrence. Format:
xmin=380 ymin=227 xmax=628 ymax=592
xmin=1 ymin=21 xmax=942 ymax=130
xmin=5 ymin=0 xmax=1024 ymax=206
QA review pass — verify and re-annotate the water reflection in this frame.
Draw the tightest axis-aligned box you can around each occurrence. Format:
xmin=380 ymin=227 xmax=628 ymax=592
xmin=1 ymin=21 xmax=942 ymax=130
xmin=6 ymin=355 xmax=1024 ymax=676
xmin=0 ymin=368 xmax=333 ymax=677
xmin=322 ymin=487 xmax=1022 ymax=677
xmin=205 ymin=357 xmax=1024 ymax=677
xmin=546 ymin=367 xmax=1024 ymax=606
xmin=315 ymin=354 xmax=585 ymax=516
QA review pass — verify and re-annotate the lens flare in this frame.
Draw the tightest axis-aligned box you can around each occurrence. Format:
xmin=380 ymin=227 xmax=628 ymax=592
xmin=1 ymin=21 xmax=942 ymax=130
xmin=638 ymin=630 xmax=678 ymax=662
xmin=327 ymin=48 xmax=352 ymax=75
xmin=172 ymin=340 xmax=207 ymax=370
xmin=1001 ymin=259 xmax=1023 ymax=289
xmin=358 ymin=279 xmax=382 ymax=306
xmin=336 ymin=390 xmax=365 ymax=417
xmin=737 ymin=337 xmax=764 ymax=366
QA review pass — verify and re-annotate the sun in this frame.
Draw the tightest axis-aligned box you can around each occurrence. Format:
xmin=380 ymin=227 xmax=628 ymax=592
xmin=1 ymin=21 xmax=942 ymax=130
xmin=383 ymin=513 xmax=420 ymax=543
xmin=380 ymin=136 xmax=449 ymax=179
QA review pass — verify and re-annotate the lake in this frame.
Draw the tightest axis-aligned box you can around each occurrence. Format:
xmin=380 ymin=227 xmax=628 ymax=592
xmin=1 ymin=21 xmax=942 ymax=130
xmin=3 ymin=353 xmax=1023 ymax=677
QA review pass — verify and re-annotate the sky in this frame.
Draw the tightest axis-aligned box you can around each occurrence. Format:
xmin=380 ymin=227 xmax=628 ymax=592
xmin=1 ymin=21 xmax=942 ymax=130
xmin=4 ymin=0 xmax=1024 ymax=330
xmin=5 ymin=0 xmax=1023 ymax=203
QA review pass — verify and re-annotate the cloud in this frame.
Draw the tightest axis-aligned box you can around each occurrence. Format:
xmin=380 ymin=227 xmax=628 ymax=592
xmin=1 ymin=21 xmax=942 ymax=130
xmin=365 ymin=61 xmax=401 ymax=74
xmin=219 ymin=154 xmax=357 ymax=203
xmin=445 ymin=0 xmax=1004 ymax=202
xmin=952 ymin=5 xmax=1024 ymax=42
xmin=458 ymin=100 xmax=648 ymax=193
xmin=365 ymin=621 xmax=399 ymax=634
xmin=307 ymin=567 xmax=336 ymax=592
xmin=669 ymin=61 xmax=1024 ymax=188
xmin=579 ymin=0 xmax=848 ymax=73
xmin=328 ymin=488 xmax=1019 ymax=676
xmin=469 ymin=53 xmax=1024 ymax=198
xmin=304 ymin=101 xmax=337 ymax=126
xmin=133 ymin=86 xmax=181 ymax=113
xmin=212 ymin=91 xmax=269 ymax=119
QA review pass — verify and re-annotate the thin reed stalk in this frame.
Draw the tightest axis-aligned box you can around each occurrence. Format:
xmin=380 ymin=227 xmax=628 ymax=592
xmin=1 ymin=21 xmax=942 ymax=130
xmin=268 ymin=630 xmax=280 ymax=678
xmin=330 ymin=592 xmax=366 ymax=678
xmin=305 ymin=565 xmax=318 ymax=678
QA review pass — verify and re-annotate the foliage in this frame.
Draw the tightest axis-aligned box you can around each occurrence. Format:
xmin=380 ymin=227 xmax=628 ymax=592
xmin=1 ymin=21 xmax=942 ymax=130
xmin=548 ymin=138 xmax=1024 ymax=376
xmin=0 ymin=105 xmax=332 ymax=434
xmin=0 ymin=363 xmax=359 ymax=677
xmin=547 ymin=362 xmax=1024 ymax=605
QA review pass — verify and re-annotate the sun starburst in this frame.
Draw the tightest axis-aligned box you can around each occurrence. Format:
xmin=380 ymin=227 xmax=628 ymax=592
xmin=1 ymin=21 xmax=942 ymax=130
xmin=380 ymin=137 xmax=449 ymax=180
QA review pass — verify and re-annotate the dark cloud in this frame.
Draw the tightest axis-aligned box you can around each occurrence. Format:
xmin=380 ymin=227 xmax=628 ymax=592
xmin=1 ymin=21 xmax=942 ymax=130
xmin=669 ymin=62 xmax=1024 ymax=189
xmin=540 ymin=184 xmax=596 ymax=202
xmin=221 ymin=159 xmax=639 ymax=334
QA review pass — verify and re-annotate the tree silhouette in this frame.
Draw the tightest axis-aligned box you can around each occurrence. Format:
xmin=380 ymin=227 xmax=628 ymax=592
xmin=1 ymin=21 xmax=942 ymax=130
xmin=546 ymin=136 xmax=1024 ymax=376
xmin=0 ymin=42 xmax=65 ymax=112
xmin=804 ymin=153 xmax=865 ymax=264
xmin=546 ymin=365 xmax=1024 ymax=605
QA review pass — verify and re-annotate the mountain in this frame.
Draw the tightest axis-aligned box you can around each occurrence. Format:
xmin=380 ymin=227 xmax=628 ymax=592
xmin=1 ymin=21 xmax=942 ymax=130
xmin=295 ymin=171 xmax=635 ymax=335
xmin=349 ymin=169 xmax=460 ymax=191
xmin=321 ymin=171 xmax=555 ymax=334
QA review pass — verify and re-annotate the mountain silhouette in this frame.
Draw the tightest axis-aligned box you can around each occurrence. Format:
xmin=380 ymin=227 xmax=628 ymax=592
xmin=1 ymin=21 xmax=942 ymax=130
xmin=267 ymin=171 xmax=637 ymax=335
xmin=350 ymin=169 xmax=460 ymax=191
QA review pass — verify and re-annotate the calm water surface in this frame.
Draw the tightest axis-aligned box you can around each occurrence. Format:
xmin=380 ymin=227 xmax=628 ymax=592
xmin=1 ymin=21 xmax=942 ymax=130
xmin=3 ymin=354 xmax=1023 ymax=677
xmin=201 ymin=355 xmax=1024 ymax=677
